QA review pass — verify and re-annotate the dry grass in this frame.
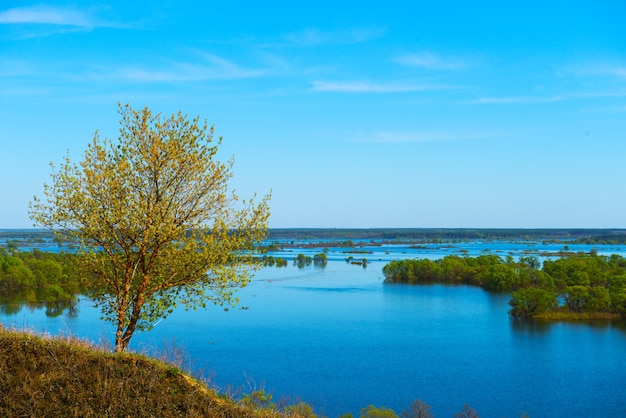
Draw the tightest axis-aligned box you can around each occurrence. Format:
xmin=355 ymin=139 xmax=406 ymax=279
xmin=0 ymin=325 xmax=289 ymax=417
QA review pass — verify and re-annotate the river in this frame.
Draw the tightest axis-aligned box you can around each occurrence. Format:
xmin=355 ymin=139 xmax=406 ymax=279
xmin=1 ymin=240 xmax=626 ymax=416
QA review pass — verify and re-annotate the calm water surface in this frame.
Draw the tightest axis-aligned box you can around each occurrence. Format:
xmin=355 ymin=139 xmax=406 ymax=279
xmin=2 ymin=243 xmax=626 ymax=417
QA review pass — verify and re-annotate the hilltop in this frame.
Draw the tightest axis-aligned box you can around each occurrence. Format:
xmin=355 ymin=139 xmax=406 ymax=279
xmin=0 ymin=325 xmax=303 ymax=418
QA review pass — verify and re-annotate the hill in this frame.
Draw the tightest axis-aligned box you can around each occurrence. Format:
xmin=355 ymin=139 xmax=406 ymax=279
xmin=0 ymin=325 xmax=296 ymax=417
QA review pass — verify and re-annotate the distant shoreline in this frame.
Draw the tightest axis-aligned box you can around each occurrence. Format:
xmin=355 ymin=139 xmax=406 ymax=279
xmin=3 ymin=227 xmax=626 ymax=242
xmin=265 ymin=228 xmax=626 ymax=242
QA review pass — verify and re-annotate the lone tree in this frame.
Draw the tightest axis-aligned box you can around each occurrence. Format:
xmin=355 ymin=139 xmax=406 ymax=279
xmin=30 ymin=104 xmax=270 ymax=352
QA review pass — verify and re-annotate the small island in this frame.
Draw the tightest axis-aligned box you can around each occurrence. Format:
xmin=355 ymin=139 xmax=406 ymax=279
xmin=383 ymin=253 xmax=626 ymax=321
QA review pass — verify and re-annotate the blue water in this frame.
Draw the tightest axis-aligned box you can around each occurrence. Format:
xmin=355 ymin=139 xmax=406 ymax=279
xmin=2 ymin=242 xmax=626 ymax=417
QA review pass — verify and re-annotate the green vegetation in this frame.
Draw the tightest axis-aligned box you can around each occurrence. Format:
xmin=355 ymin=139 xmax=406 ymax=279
xmin=293 ymin=253 xmax=327 ymax=268
xmin=295 ymin=253 xmax=313 ymax=268
xmin=258 ymin=243 xmax=284 ymax=252
xmin=29 ymin=104 xmax=270 ymax=352
xmin=0 ymin=248 xmax=83 ymax=316
xmin=313 ymin=252 xmax=328 ymax=266
xmin=259 ymin=255 xmax=289 ymax=267
xmin=383 ymin=254 xmax=626 ymax=320
xmin=345 ymin=256 xmax=368 ymax=267
xmin=266 ymin=228 xmax=626 ymax=242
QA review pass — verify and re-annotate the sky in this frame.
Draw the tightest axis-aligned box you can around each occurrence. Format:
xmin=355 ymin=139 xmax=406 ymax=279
xmin=1 ymin=1 xmax=625 ymax=229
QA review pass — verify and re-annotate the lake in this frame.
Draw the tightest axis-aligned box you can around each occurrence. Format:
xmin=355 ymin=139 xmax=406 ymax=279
xmin=2 ymin=241 xmax=626 ymax=417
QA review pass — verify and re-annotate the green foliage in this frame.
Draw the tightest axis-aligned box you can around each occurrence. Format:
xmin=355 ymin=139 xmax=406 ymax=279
xmin=479 ymin=263 xmax=517 ymax=291
xmin=509 ymin=287 xmax=558 ymax=318
xmin=295 ymin=253 xmax=313 ymax=268
xmin=586 ymin=286 xmax=611 ymax=312
xmin=564 ymin=285 xmax=589 ymax=312
xmin=385 ymin=253 xmax=626 ymax=320
xmin=240 ymin=389 xmax=275 ymax=410
xmin=259 ymin=255 xmax=289 ymax=268
xmin=275 ymin=257 xmax=289 ymax=267
xmin=29 ymin=104 xmax=270 ymax=352
xmin=313 ymin=252 xmax=328 ymax=266
xmin=360 ymin=404 xmax=399 ymax=418
xmin=284 ymin=401 xmax=317 ymax=417
xmin=6 ymin=239 xmax=19 ymax=253
xmin=0 ymin=250 xmax=82 ymax=316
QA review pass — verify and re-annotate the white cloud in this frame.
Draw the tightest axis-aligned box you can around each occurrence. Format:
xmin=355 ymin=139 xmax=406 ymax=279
xmin=567 ymin=63 xmax=626 ymax=79
xmin=0 ymin=5 xmax=98 ymax=27
xmin=312 ymin=80 xmax=454 ymax=93
xmin=277 ymin=27 xmax=385 ymax=47
xmin=467 ymin=89 xmax=626 ymax=105
xmin=394 ymin=52 xmax=467 ymax=70
xmin=96 ymin=54 xmax=270 ymax=83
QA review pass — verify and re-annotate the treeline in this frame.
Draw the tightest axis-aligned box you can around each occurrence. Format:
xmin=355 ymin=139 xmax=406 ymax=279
xmin=267 ymin=228 xmax=626 ymax=242
xmin=0 ymin=229 xmax=56 ymax=240
xmin=0 ymin=248 xmax=84 ymax=316
xmin=575 ymin=234 xmax=626 ymax=245
xmin=258 ymin=253 xmax=328 ymax=268
xmin=383 ymin=254 xmax=626 ymax=320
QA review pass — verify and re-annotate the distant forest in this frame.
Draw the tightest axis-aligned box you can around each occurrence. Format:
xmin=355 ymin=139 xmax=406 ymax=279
xmin=266 ymin=228 xmax=626 ymax=243
xmin=3 ymin=228 xmax=626 ymax=244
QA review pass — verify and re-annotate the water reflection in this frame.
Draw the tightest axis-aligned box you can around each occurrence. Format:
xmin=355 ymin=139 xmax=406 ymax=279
xmin=0 ymin=290 xmax=78 ymax=318
xmin=510 ymin=315 xmax=626 ymax=335
xmin=510 ymin=317 xmax=553 ymax=334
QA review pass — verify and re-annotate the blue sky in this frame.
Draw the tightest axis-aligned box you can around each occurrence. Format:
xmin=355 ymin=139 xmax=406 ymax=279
xmin=1 ymin=1 xmax=625 ymax=229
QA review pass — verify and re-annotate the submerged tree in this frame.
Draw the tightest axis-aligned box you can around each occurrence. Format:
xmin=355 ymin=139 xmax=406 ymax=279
xmin=30 ymin=104 xmax=270 ymax=352
xmin=401 ymin=399 xmax=433 ymax=418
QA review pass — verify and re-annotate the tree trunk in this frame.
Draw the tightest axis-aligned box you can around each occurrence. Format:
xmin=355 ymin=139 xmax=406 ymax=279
xmin=114 ymin=293 xmax=145 ymax=352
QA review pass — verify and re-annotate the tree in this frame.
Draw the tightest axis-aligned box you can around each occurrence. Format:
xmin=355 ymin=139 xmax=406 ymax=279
xmin=401 ymin=399 xmax=433 ymax=418
xmin=564 ymin=285 xmax=589 ymax=312
xmin=359 ymin=405 xmax=399 ymax=418
xmin=454 ymin=404 xmax=480 ymax=418
xmin=480 ymin=263 xmax=518 ymax=291
xmin=586 ymin=286 xmax=611 ymax=312
xmin=313 ymin=252 xmax=328 ymax=266
xmin=509 ymin=287 xmax=558 ymax=318
xmin=295 ymin=253 xmax=312 ymax=268
xmin=30 ymin=104 xmax=270 ymax=352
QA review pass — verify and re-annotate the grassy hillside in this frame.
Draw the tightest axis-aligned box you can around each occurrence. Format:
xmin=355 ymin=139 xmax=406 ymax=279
xmin=0 ymin=325 xmax=294 ymax=417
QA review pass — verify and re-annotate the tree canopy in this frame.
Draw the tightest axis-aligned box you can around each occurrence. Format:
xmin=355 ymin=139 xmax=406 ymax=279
xmin=383 ymin=253 xmax=626 ymax=320
xmin=30 ymin=104 xmax=270 ymax=352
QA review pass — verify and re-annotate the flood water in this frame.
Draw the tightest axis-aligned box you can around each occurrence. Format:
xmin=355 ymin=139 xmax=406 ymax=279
xmin=2 ymin=241 xmax=626 ymax=417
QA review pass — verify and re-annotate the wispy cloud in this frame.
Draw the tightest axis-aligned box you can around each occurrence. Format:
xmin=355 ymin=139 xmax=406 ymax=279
xmin=273 ymin=27 xmax=385 ymax=47
xmin=354 ymin=131 xmax=503 ymax=144
xmin=312 ymin=80 xmax=455 ymax=93
xmin=566 ymin=63 xmax=626 ymax=79
xmin=467 ymin=95 xmax=564 ymax=104
xmin=0 ymin=5 xmax=102 ymax=27
xmin=95 ymin=54 xmax=270 ymax=83
xmin=467 ymin=89 xmax=626 ymax=105
xmin=0 ymin=5 xmax=123 ymax=38
xmin=394 ymin=52 xmax=468 ymax=70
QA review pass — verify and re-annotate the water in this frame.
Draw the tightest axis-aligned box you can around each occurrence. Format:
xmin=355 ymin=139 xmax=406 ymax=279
xmin=2 ymin=242 xmax=626 ymax=417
